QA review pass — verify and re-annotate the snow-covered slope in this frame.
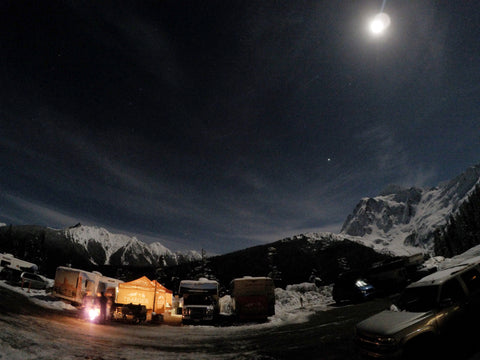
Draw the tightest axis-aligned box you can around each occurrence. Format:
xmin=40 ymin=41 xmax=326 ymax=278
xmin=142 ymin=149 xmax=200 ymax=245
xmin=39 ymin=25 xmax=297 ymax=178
xmin=65 ymin=225 xmax=199 ymax=266
xmin=340 ymin=165 xmax=480 ymax=256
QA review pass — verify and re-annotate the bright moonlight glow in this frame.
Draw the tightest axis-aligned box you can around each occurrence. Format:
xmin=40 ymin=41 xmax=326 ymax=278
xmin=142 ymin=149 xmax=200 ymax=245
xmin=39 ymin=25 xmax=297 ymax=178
xmin=369 ymin=12 xmax=391 ymax=35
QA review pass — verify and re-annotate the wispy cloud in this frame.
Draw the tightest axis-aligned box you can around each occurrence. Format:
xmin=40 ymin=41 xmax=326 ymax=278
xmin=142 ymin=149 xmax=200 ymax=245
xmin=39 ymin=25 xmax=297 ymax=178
xmin=2 ymin=193 xmax=83 ymax=228
xmin=355 ymin=123 xmax=438 ymax=188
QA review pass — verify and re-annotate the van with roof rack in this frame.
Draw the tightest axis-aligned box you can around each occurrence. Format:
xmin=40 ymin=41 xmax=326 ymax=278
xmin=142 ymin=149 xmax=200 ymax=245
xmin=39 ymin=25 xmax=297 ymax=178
xmin=355 ymin=256 xmax=480 ymax=359
xmin=179 ymin=279 xmax=219 ymax=324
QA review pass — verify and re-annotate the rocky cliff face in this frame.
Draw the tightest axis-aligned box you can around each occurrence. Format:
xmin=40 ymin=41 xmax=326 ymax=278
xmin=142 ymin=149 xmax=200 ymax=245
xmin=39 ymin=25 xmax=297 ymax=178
xmin=340 ymin=165 xmax=480 ymax=255
xmin=342 ymin=186 xmax=422 ymax=237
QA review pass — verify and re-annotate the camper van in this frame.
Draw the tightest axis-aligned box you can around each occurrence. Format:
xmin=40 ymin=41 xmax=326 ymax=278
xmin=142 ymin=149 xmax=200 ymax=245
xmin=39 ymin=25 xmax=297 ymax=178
xmin=179 ymin=279 xmax=219 ymax=324
xmin=52 ymin=266 xmax=122 ymax=306
xmin=230 ymin=277 xmax=275 ymax=321
xmin=0 ymin=253 xmax=38 ymax=273
xmin=0 ymin=253 xmax=39 ymax=283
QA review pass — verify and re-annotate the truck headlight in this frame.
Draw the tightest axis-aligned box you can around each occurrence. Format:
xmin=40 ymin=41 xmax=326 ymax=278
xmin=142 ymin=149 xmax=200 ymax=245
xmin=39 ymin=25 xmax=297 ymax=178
xmin=378 ymin=337 xmax=397 ymax=345
xmin=206 ymin=305 xmax=214 ymax=315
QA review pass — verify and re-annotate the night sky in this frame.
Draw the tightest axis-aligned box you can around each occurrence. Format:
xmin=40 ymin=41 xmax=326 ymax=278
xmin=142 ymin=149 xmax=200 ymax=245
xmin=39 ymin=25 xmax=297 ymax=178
xmin=1 ymin=1 xmax=479 ymax=254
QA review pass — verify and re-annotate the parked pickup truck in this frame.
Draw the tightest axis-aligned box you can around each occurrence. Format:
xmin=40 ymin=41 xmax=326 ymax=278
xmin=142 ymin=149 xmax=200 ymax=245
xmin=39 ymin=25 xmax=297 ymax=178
xmin=355 ymin=256 xmax=480 ymax=359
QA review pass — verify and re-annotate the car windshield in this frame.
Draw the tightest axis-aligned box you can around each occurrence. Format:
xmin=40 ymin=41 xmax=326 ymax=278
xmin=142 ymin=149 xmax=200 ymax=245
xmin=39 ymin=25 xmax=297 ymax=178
xmin=396 ymin=285 xmax=439 ymax=312
xmin=184 ymin=294 xmax=215 ymax=306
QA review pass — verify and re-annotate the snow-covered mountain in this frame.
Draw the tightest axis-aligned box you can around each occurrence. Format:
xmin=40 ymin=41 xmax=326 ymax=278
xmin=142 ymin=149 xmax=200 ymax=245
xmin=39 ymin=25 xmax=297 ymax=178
xmin=2 ymin=164 xmax=480 ymax=273
xmin=341 ymin=165 xmax=480 ymax=256
xmin=65 ymin=224 xmax=201 ymax=266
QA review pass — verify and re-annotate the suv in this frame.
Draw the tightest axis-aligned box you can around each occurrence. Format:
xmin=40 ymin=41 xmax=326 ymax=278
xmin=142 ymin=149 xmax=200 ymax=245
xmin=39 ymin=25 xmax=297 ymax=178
xmin=333 ymin=272 xmax=375 ymax=304
xmin=355 ymin=256 xmax=480 ymax=359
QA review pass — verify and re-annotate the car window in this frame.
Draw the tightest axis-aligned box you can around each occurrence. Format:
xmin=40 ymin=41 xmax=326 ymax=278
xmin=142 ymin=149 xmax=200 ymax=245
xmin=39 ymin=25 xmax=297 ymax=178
xmin=98 ymin=282 xmax=107 ymax=293
xmin=23 ymin=273 xmax=40 ymax=281
xmin=440 ymin=279 xmax=466 ymax=303
xmin=460 ymin=268 xmax=480 ymax=293
xmin=397 ymin=285 xmax=439 ymax=312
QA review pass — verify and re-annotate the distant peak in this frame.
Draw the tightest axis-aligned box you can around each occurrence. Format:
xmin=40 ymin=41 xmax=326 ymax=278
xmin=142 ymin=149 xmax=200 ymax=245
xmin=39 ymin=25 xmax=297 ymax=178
xmin=379 ymin=184 xmax=406 ymax=196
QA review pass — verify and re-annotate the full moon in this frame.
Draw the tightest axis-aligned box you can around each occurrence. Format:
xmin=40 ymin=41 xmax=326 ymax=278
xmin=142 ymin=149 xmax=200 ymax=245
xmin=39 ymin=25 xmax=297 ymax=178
xmin=369 ymin=12 xmax=391 ymax=35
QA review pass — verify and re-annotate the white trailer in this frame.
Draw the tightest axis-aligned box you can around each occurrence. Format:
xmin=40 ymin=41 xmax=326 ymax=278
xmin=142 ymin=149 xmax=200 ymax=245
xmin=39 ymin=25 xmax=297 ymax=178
xmin=52 ymin=266 xmax=122 ymax=306
xmin=0 ymin=253 xmax=38 ymax=273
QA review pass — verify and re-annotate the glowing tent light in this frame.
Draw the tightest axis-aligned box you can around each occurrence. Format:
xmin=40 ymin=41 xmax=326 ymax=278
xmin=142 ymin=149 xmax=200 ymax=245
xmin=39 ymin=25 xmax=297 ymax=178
xmin=369 ymin=12 xmax=391 ymax=35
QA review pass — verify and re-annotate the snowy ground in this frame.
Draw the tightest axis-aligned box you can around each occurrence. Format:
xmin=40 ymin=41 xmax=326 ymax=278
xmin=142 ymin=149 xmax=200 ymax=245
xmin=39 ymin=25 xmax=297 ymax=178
xmin=4 ymin=251 xmax=480 ymax=359
xmin=0 ymin=279 xmax=334 ymax=326
xmin=0 ymin=280 xmax=76 ymax=312
xmin=0 ymin=280 xmax=335 ymax=360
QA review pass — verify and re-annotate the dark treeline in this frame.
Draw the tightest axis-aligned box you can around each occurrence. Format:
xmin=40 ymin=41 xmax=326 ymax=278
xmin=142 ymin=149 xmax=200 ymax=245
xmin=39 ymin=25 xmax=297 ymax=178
xmin=434 ymin=185 xmax=480 ymax=257
xmin=160 ymin=235 xmax=391 ymax=291
xmin=0 ymin=225 xmax=390 ymax=292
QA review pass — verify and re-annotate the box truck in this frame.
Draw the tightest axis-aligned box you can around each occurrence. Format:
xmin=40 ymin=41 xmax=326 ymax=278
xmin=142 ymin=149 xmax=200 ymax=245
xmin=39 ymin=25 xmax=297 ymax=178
xmin=230 ymin=277 xmax=275 ymax=321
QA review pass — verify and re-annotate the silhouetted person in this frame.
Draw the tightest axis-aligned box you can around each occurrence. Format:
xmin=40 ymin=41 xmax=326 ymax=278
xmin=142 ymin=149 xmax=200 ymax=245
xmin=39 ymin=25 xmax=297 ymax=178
xmin=99 ymin=291 xmax=108 ymax=323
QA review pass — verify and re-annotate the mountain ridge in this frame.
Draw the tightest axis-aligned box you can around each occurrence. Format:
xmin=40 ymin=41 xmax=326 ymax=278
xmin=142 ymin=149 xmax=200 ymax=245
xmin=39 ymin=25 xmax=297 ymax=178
xmin=0 ymin=224 xmax=201 ymax=277
xmin=1 ymin=164 xmax=480 ymax=279
xmin=341 ymin=164 xmax=480 ymax=255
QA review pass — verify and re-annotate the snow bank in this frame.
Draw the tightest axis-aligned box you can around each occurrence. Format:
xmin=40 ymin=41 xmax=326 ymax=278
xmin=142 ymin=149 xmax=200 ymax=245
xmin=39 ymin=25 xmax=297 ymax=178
xmin=219 ymin=283 xmax=334 ymax=326
xmin=280 ymin=283 xmax=333 ymax=310
xmin=418 ymin=244 xmax=480 ymax=272
xmin=271 ymin=283 xmax=333 ymax=324
xmin=420 ymin=256 xmax=446 ymax=271
xmin=443 ymin=244 xmax=480 ymax=266
xmin=0 ymin=280 xmax=76 ymax=311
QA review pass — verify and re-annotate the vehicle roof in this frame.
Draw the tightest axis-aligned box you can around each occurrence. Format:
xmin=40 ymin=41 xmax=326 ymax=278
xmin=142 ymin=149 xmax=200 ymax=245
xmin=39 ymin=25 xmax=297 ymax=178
xmin=179 ymin=279 xmax=219 ymax=285
xmin=231 ymin=276 xmax=273 ymax=282
xmin=179 ymin=279 xmax=218 ymax=292
xmin=409 ymin=257 xmax=480 ymax=287
xmin=56 ymin=266 xmax=93 ymax=273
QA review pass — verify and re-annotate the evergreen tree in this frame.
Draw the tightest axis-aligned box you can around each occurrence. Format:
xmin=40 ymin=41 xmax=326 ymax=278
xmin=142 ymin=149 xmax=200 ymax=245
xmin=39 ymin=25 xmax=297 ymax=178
xmin=188 ymin=249 xmax=217 ymax=281
xmin=435 ymin=185 xmax=480 ymax=257
xmin=267 ymin=247 xmax=282 ymax=284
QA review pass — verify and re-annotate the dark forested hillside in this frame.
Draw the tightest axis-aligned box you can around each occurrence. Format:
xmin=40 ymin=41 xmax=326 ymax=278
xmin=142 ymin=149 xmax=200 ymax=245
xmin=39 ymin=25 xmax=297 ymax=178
xmin=434 ymin=185 xmax=480 ymax=257
xmin=0 ymin=226 xmax=391 ymax=291
xmin=161 ymin=234 xmax=392 ymax=290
